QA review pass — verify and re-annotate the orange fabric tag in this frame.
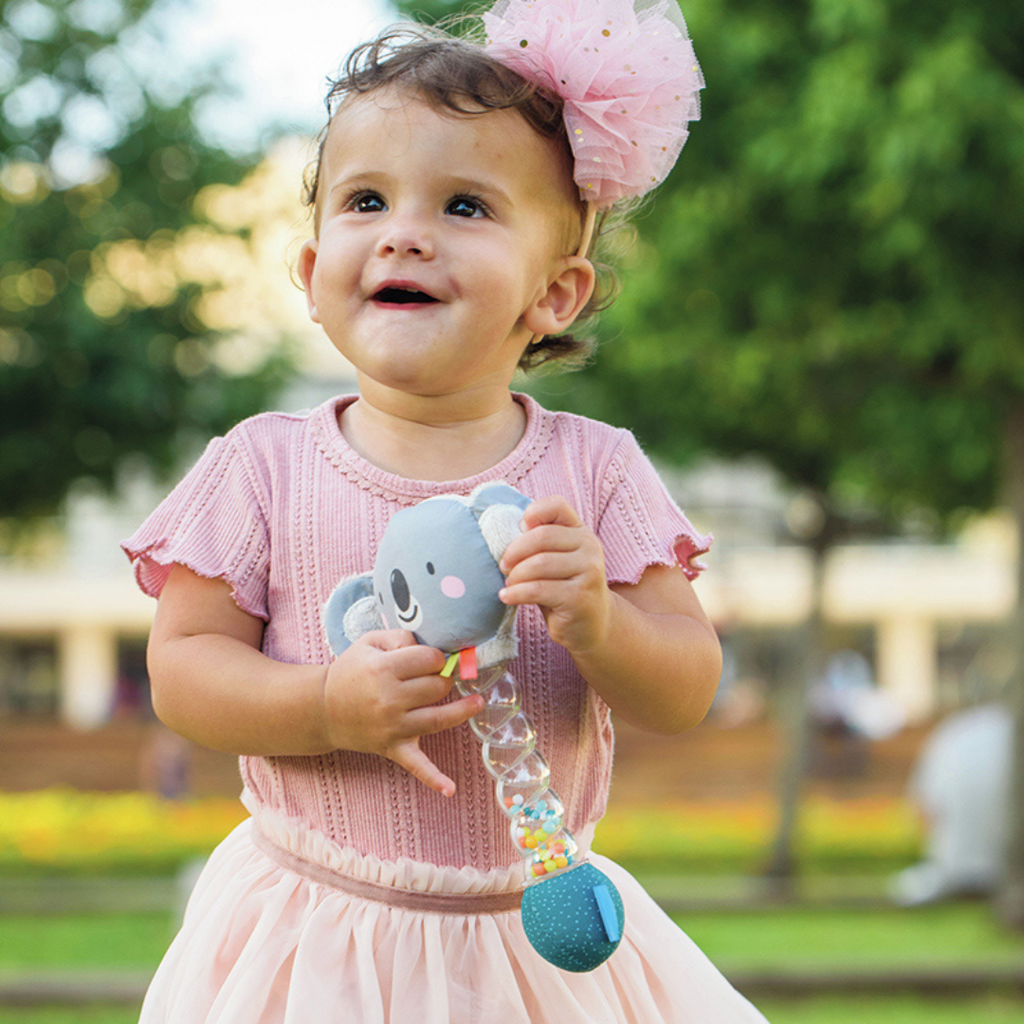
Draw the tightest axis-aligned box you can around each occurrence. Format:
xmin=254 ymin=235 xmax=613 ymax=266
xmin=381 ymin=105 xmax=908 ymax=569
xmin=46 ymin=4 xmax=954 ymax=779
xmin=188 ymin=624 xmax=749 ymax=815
xmin=459 ymin=647 xmax=478 ymax=680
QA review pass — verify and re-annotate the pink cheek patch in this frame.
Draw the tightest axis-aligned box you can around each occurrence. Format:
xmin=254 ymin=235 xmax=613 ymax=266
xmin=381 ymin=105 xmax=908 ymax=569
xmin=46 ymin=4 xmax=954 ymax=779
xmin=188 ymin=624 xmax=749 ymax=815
xmin=441 ymin=575 xmax=466 ymax=599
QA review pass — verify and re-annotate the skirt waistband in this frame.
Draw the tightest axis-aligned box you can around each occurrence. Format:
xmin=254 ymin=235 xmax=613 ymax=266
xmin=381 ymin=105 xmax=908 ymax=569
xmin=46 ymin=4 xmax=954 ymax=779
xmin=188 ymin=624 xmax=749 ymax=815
xmin=252 ymin=821 xmax=525 ymax=915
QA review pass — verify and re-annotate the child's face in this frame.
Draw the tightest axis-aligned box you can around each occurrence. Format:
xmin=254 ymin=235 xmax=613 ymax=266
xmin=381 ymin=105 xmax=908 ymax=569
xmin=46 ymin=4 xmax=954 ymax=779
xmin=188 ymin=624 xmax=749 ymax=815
xmin=298 ymin=88 xmax=590 ymax=401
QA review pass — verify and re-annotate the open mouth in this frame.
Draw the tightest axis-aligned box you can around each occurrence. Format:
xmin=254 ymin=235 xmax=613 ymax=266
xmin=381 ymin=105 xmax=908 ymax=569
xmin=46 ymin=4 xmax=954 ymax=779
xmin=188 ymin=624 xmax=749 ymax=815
xmin=373 ymin=286 xmax=438 ymax=305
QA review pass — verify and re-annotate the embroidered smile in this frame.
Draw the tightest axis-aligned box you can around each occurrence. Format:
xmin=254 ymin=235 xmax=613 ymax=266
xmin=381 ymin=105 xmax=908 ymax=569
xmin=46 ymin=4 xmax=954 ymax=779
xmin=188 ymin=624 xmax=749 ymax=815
xmin=396 ymin=601 xmax=420 ymax=623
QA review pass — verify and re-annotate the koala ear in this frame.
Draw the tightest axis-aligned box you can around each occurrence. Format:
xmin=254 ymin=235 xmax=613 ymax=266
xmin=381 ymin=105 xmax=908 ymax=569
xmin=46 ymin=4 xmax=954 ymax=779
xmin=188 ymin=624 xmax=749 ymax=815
xmin=323 ymin=574 xmax=379 ymax=654
xmin=478 ymin=504 xmax=525 ymax=567
xmin=468 ymin=482 xmax=531 ymax=519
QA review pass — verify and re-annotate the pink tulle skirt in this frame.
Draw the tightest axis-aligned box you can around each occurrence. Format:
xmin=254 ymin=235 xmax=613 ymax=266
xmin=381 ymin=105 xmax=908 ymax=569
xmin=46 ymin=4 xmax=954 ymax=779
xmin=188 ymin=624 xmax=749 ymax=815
xmin=139 ymin=808 xmax=768 ymax=1023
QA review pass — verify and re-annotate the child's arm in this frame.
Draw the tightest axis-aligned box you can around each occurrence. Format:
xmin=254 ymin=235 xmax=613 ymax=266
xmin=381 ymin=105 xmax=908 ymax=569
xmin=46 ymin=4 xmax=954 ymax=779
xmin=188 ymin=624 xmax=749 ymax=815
xmin=147 ymin=564 xmax=483 ymax=796
xmin=498 ymin=496 xmax=721 ymax=734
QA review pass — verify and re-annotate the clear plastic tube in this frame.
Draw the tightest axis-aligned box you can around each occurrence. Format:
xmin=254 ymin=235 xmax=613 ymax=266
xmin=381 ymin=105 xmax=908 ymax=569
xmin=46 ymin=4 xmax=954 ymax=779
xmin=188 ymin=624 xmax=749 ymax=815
xmin=454 ymin=661 xmax=579 ymax=881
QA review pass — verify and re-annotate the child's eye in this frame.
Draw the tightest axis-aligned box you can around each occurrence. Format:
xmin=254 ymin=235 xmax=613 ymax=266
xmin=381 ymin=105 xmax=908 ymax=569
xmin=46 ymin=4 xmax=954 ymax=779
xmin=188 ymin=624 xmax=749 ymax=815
xmin=348 ymin=191 xmax=386 ymax=213
xmin=445 ymin=195 xmax=487 ymax=218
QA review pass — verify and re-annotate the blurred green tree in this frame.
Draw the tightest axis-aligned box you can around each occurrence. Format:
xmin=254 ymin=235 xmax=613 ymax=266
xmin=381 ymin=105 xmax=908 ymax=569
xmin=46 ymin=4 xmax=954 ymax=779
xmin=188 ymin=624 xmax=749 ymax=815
xmin=394 ymin=0 xmax=466 ymax=24
xmin=395 ymin=0 xmax=1024 ymax=920
xmin=0 ymin=0 xmax=291 ymax=519
xmin=567 ymin=0 xmax=1024 ymax=898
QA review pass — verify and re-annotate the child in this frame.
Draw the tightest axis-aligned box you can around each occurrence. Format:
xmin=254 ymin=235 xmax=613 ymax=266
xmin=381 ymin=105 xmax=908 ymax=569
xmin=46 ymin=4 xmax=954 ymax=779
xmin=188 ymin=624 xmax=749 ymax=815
xmin=124 ymin=2 xmax=770 ymax=1020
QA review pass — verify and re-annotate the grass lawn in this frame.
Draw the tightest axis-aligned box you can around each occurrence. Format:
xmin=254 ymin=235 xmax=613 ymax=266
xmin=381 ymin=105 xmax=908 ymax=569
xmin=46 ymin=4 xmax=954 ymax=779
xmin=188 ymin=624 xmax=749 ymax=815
xmin=0 ymin=996 xmax=1021 ymax=1024
xmin=0 ymin=1012 xmax=141 ymax=1024
xmin=6 ymin=902 xmax=1022 ymax=973
xmin=672 ymin=902 xmax=1024 ymax=971
xmin=757 ymin=995 xmax=1024 ymax=1022
xmin=1 ymin=900 xmax=1023 ymax=1023
xmin=0 ymin=912 xmax=169 ymax=970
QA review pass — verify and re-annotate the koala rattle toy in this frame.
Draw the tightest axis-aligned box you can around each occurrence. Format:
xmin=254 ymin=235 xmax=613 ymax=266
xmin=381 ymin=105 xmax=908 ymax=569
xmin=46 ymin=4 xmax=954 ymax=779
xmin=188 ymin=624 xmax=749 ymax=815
xmin=323 ymin=482 xmax=624 ymax=973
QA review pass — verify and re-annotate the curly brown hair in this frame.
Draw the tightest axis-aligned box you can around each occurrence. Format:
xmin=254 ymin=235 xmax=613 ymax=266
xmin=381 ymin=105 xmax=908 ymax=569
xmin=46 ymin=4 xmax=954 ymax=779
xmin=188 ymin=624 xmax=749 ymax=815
xmin=302 ymin=24 xmax=623 ymax=371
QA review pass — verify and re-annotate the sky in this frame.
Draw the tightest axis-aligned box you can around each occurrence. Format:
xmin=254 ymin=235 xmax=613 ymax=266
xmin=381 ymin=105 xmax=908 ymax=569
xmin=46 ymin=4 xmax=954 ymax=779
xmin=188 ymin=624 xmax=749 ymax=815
xmin=159 ymin=0 xmax=395 ymax=151
xmin=2 ymin=0 xmax=396 ymax=161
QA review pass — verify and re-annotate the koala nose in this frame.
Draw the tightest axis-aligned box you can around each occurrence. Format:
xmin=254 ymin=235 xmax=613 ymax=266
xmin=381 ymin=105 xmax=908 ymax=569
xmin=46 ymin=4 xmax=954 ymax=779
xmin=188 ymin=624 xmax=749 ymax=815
xmin=390 ymin=569 xmax=411 ymax=612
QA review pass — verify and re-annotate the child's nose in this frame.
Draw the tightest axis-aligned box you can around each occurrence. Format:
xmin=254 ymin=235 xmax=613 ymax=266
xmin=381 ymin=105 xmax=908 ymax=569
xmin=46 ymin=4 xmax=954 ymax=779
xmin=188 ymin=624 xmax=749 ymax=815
xmin=377 ymin=215 xmax=435 ymax=259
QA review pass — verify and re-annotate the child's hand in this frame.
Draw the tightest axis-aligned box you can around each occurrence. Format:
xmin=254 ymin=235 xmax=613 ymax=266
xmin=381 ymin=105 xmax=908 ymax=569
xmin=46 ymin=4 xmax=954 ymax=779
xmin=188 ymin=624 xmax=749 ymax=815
xmin=322 ymin=631 xmax=484 ymax=798
xmin=498 ymin=496 xmax=612 ymax=656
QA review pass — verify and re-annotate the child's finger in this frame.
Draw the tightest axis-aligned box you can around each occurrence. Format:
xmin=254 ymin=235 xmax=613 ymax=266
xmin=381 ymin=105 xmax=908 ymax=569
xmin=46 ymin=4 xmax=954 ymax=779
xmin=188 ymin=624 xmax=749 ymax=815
xmin=500 ymin=525 xmax=577 ymax=571
xmin=367 ymin=641 xmax=447 ymax=681
xmin=519 ymin=495 xmax=582 ymax=530
xmin=502 ymin=549 xmax=580 ymax=587
xmin=400 ymin=692 xmax=484 ymax=737
xmin=499 ymin=578 xmax=570 ymax=609
xmin=395 ymin=673 xmax=477 ymax=713
xmin=388 ymin=739 xmax=457 ymax=798
xmin=362 ymin=629 xmax=422 ymax=652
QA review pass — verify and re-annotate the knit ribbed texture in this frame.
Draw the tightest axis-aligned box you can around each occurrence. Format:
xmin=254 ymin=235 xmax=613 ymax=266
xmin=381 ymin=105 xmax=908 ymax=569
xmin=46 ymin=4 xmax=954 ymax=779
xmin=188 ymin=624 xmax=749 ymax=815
xmin=123 ymin=393 xmax=711 ymax=871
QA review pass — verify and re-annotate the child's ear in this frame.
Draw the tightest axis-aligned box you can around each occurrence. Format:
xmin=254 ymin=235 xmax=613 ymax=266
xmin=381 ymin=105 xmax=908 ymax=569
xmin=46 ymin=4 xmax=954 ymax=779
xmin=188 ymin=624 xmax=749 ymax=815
xmin=297 ymin=239 xmax=321 ymax=324
xmin=524 ymin=257 xmax=596 ymax=337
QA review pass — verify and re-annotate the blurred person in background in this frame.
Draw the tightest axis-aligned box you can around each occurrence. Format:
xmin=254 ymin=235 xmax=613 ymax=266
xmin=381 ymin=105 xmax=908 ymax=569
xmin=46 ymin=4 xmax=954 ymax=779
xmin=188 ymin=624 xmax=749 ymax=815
xmin=891 ymin=701 xmax=1012 ymax=906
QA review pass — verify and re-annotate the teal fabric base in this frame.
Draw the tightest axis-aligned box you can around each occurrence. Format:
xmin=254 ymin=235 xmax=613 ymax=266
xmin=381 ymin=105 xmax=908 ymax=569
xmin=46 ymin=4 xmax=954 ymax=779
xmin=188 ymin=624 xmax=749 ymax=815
xmin=521 ymin=861 xmax=625 ymax=972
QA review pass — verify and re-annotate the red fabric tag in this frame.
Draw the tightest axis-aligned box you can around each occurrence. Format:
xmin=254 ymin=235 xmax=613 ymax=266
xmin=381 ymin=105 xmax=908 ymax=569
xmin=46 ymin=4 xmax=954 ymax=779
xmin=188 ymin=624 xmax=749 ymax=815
xmin=459 ymin=647 xmax=478 ymax=680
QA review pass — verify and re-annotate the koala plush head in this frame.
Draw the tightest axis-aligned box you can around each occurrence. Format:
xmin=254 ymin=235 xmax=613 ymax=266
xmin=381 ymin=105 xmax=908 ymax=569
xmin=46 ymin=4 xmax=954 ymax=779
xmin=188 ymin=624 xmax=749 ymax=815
xmin=324 ymin=483 xmax=532 ymax=665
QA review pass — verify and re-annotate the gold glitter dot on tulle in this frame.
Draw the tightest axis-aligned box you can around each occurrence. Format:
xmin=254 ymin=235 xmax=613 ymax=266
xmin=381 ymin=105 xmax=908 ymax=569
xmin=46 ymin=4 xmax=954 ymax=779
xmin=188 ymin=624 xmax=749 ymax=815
xmin=602 ymin=28 xmax=610 ymax=36
xmin=519 ymin=39 xmax=528 ymax=47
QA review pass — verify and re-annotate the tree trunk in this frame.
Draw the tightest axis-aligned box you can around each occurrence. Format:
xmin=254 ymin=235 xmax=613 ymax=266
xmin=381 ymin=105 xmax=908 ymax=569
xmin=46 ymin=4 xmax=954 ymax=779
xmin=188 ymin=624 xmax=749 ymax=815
xmin=996 ymin=405 xmax=1024 ymax=930
xmin=762 ymin=532 xmax=830 ymax=898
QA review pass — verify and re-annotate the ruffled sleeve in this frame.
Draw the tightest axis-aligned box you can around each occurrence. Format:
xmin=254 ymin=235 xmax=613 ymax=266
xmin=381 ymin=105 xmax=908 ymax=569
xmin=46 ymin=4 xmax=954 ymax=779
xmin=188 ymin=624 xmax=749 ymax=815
xmin=596 ymin=431 xmax=711 ymax=586
xmin=121 ymin=431 xmax=271 ymax=621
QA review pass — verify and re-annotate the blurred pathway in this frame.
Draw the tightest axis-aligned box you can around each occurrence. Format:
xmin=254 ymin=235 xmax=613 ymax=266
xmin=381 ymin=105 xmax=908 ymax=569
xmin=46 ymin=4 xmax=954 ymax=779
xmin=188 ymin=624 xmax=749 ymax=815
xmin=0 ymin=718 xmax=931 ymax=801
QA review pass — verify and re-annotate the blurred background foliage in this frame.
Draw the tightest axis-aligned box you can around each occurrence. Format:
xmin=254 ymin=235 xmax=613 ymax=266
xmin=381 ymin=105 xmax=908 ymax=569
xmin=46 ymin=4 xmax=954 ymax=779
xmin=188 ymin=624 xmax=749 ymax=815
xmin=579 ymin=0 xmax=1024 ymax=535
xmin=5 ymin=0 xmax=1021 ymax=530
xmin=0 ymin=0 xmax=292 ymax=520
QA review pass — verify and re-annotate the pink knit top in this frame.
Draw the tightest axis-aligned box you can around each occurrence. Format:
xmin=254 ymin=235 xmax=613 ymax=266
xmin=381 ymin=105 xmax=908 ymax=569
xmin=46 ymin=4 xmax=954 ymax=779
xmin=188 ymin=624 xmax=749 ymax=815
xmin=123 ymin=393 xmax=710 ymax=871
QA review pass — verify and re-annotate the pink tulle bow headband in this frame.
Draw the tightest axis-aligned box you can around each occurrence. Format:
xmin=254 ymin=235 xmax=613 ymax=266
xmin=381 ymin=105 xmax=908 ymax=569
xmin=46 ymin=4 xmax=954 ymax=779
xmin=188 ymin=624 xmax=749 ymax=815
xmin=482 ymin=0 xmax=704 ymax=208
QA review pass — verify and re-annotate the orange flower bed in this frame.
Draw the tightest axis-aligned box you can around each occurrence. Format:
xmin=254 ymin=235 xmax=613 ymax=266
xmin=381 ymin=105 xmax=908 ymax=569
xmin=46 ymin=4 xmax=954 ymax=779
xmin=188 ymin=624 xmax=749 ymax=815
xmin=0 ymin=789 xmax=922 ymax=873
xmin=0 ymin=789 xmax=246 ymax=872
xmin=595 ymin=796 xmax=923 ymax=872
